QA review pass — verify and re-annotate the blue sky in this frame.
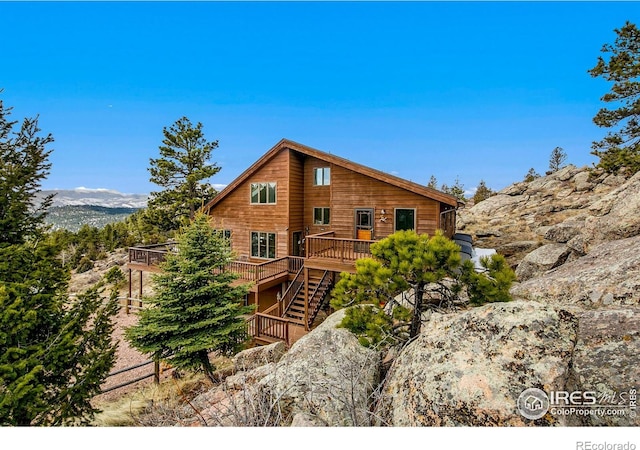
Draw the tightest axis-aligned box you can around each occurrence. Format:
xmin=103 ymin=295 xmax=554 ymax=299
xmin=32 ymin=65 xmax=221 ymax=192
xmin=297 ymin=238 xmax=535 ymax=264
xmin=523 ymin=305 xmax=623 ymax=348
xmin=2 ymin=1 xmax=639 ymax=195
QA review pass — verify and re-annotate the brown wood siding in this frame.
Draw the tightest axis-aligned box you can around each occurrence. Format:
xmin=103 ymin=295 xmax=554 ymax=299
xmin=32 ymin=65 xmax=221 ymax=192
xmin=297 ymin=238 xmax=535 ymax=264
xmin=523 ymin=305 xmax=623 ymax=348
xmin=256 ymin=285 xmax=281 ymax=312
xmin=208 ymin=145 xmax=451 ymax=260
xmin=308 ymin=163 xmax=441 ymax=239
xmin=208 ymin=150 xmax=291 ymax=259
xmin=288 ymin=151 xmax=305 ymax=255
xmin=303 ymin=156 xmax=333 ymax=236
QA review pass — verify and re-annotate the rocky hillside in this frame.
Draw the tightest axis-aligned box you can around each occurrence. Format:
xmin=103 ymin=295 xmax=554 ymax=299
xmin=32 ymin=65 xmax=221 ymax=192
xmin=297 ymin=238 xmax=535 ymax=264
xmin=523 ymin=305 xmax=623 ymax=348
xmin=457 ymin=165 xmax=633 ymax=267
xmin=110 ymin=166 xmax=639 ymax=427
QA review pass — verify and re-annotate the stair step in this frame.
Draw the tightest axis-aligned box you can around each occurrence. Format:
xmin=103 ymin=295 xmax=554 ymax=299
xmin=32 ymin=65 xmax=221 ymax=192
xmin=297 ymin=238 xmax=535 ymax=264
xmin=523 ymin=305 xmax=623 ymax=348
xmin=286 ymin=313 xmax=305 ymax=320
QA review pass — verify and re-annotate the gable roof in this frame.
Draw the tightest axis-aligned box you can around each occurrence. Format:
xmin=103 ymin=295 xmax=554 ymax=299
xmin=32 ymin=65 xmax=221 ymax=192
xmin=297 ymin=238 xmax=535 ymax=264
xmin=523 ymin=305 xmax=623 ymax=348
xmin=203 ymin=139 xmax=459 ymax=210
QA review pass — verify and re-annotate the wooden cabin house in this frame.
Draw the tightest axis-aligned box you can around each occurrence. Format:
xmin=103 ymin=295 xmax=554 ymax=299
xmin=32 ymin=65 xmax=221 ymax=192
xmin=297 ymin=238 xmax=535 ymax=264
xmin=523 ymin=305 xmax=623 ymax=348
xmin=128 ymin=139 xmax=459 ymax=346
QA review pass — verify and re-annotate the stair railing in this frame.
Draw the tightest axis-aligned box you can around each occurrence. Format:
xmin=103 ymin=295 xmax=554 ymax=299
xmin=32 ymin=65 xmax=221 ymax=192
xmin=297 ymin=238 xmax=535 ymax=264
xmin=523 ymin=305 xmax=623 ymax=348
xmin=306 ymin=270 xmax=334 ymax=329
xmin=280 ymin=265 xmax=305 ymax=318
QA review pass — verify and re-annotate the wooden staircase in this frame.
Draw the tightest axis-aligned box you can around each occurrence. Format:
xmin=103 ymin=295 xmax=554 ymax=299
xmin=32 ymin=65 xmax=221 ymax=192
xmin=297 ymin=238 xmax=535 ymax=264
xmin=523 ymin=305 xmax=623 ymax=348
xmin=282 ymin=269 xmax=334 ymax=328
xmin=247 ymin=266 xmax=335 ymax=347
xmin=282 ymin=283 xmax=307 ymax=325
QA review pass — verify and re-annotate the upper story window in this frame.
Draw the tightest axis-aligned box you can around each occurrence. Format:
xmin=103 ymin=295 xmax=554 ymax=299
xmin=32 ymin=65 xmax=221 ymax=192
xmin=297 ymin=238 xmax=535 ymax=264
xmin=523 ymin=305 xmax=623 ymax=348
xmin=250 ymin=182 xmax=277 ymax=204
xmin=313 ymin=167 xmax=331 ymax=186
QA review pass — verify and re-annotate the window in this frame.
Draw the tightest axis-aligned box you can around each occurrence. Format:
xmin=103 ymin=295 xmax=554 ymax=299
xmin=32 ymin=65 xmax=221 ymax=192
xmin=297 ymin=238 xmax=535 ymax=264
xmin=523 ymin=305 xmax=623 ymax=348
xmin=251 ymin=231 xmax=276 ymax=259
xmin=250 ymin=182 xmax=277 ymax=204
xmin=313 ymin=167 xmax=331 ymax=186
xmin=313 ymin=207 xmax=331 ymax=225
xmin=395 ymin=208 xmax=416 ymax=231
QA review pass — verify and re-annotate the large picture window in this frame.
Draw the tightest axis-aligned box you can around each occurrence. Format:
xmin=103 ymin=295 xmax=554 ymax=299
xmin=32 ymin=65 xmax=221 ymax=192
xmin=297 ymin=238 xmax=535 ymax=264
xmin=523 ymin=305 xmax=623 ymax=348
xmin=313 ymin=167 xmax=331 ymax=186
xmin=313 ymin=207 xmax=331 ymax=225
xmin=250 ymin=182 xmax=277 ymax=204
xmin=251 ymin=231 xmax=276 ymax=259
xmin=395 ymin=208 xmax=416 ymax=231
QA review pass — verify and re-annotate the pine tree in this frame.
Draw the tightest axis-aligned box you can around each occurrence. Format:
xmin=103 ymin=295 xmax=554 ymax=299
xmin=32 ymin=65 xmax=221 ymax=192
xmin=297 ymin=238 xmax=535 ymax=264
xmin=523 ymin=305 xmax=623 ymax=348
xmin=441 ymin=177 xmax=466 ymax=202
xmin=0 ymin=98 xmax=53 ymax=244
xmin=548 ymin=146 xmax=568 ymax=173
xmin=147 ymin=117 xmax=221 ymax=232
xmin=426 ymin=175 xmax=438 ymax=189
xmin=125 ymin=213 xmax=253 ymax=383
xmin=589 ymin=21 xmax=640 ymax=175
xmin=472 ymin=180 xmax=493 ymax=204
xmin=331 ymin=230 xmax=515 ymax=347
xmin=524 ymin=167 xmax=541 ymax=182
xmin=0 ymin=97 xmax=117 ymax=425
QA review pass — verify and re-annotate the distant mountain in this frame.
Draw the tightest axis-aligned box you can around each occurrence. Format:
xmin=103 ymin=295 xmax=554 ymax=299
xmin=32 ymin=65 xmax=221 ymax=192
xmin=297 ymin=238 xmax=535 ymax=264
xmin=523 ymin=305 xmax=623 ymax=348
xmin=36 ymin=188 xmax=149 ymax=209
xmin=33 ymin=188 xmax=148 ymax=232
xmin=45 ymin=205 xmax=141 ymax=232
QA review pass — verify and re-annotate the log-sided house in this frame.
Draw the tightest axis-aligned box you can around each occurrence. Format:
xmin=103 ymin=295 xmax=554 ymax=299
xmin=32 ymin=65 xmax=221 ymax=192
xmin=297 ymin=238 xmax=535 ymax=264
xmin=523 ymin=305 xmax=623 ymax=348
xmin=128 ymin=139 xmax=459 ymax=346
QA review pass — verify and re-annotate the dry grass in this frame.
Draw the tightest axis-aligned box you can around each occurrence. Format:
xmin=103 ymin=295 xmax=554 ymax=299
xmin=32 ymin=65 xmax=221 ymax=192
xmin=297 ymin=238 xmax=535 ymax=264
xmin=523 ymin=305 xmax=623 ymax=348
xmin=92 ymin=355 xmax=235 ymax=427
xmin=92 ymin=372 xmax=209 ymax=426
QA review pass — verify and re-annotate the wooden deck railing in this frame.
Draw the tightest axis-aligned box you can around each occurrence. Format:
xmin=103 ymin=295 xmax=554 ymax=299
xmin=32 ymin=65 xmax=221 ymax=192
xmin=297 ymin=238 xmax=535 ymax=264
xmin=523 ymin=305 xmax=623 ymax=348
xmin=440 ymin=209 xmax=456 ymax=238
xmin=228 ymin=257 xmax=291 ymax=283
xmin=288 ymin=256 xmax=304 ymax=274
xmin=130 ymin=241 xmax=294 ymax=284
xmin=128 ymin=243 xmax=177 ymax=267
xmin=306 ymin=232 xmax=375 ymax=262
xmin=262 ymin=302 xmax=281 ymax=317
xmin=246 ymin=313 xmax=290 ymax=345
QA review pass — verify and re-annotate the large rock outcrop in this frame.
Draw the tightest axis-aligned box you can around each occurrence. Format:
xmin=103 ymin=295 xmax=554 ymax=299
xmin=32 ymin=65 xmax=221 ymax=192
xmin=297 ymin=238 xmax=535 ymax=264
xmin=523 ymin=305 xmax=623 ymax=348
xmin=514 ymin=244 xmax=572 ymax=281
xmin=566 ymin=307 xmax=640 ymax=426
xmin=259 ymin=308 xmax=381 ymax=426
xmin=583 ymin=170 xmax=640 ymax=249
xmin=186 ymin=308 xmax=381 ymax=426
xmin=232 ymin=341 xmax=286 ymax=372
xmin=377 ymin=301 xmax=577 ymax=426
xmin=511 ymin=235 xmax=640 ymax=308
xmin=457 ymin=165 xmax=624 ymax=267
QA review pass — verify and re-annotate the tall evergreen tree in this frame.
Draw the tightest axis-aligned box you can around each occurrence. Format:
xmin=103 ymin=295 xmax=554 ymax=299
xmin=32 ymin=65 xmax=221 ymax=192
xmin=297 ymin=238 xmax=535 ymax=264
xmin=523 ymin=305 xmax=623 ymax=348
xmin=426 ymin=175 xmax=438 ymax=189
xmin=0 ymin=97 xmax=117 ymax=425
xmin=440 ymin=176 xmax=466 ymax=202
xmin=589 ymin=21 xmax=640 ymax=175
xmin=125 ymin=213 xmax=253 ymax=384
xmin=0 ymin=98 xmax=53 ymax=244
xmin=147 ymin=117 xmax=221 ymax=232
xmin=472 ymin=180 xmax=493 ymax=204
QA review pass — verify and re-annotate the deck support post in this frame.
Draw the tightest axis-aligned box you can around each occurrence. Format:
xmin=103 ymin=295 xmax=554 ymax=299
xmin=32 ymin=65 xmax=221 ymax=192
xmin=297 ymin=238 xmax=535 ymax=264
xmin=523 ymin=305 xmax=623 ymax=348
xmin=127 ymin=269 xmax=132 ymax=314
xmin=154 ymin=359 xmax=160 ymax=384
xmin=256 ymin=314 xmax=262 ymax=338
xmin=304 ymin=268 xmax=310 ymax=331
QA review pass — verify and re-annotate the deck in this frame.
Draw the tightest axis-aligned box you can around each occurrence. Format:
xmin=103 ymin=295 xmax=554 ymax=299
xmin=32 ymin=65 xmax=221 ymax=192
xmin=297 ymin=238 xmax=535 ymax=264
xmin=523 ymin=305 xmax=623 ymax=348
xmin=305 ymin=232 xmax=374 ymax=273
xmin=128 ymin=244 xmax=305 ymax=284
xmin=127 ymin=242 xmax=178 ymax=272
xmin=127 ymin=234 xmax=372 ymax=346
xmin=128 ymin=232 xmax=372 ymax=281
